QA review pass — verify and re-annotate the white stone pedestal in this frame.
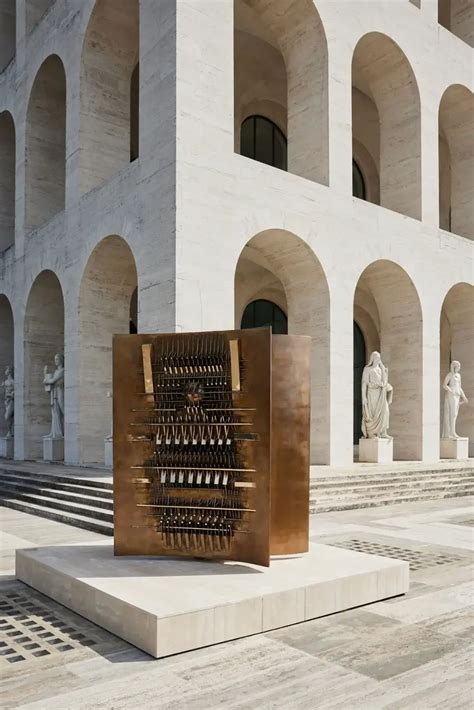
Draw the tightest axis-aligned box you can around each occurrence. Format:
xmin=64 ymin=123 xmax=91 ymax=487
xmin=359 ymin=437 xmax=393 ymax=463
xmin=0 ymin=437 xmax=14 ymax=458
xmin=440 ymin=437 xmax=469 ymax=460
xmin=104 ymin=438 xmax=113 ymax=468
xmin=16 ymin=541 xmax=409 ymax=659
xmin=43 ymin=437 xmax=64 ymax=462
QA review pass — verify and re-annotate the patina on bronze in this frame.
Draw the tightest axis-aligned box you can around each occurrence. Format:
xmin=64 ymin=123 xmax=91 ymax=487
xmin=113 ymin=328 xmax=310 ymax=567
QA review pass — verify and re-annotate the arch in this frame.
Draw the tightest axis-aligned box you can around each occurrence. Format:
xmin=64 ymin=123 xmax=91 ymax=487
xmin=438 ymin=0 xmax=474 ymax=46
xmin=354 ymin=260 xmax=423 ymax=460
xmin=234 ymin=229 xmax=330 ymax=463
xmin=439 ymin=85 xmax=473 ymax=239
xmin=241 ymin=298 xmax=288 ymax=334
xmin=80 ymin=0 xmax=139 ymax=195
xmin=352 ymin=33 xmax=421 ymax=219
xmin=440 ymin=283 xmax=474 ymax=454
xmin=25 ymin=54 xmax=66 ymax=231
xmin=0 ymin=111 xmax=15 ymax=251
xmin=240 ymin=116 xmax=287 ymax=171
xmin=24 ymin=270 xmax=64 ymax=459
xmin=352 ymin=159 xmax=366 ymax=200
xmin=0 ymin=294 xmax=14 ymax=438
xmin=234 ymin=0 xmax=328 ymax=185
xmin=0 ymin=1 xmax=15 ymax=70
xmin=78 ymin=235 xmax=138 ymax=464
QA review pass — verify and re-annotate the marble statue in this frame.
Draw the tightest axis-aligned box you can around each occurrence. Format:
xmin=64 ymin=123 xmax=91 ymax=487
xmin=43 ymin=353 xmax=65 ymax=438
xmin=1 ymin=366 xmax=14 ymax=438
xmin=361 ymin=351 xmax=393 ymax=439
xmin=442 ymin=360 xmax=468 ymax=439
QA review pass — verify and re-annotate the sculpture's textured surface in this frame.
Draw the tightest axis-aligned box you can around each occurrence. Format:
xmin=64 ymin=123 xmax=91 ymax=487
xmin=361 ymin=351 xmax=393 ymax=439
xmin=43 ymin=353 xmax=65 ymax=438
xmin=2 ymin=366 xmax=14 ymax=438
xmin=442 ymin=360 xmax=469 ymax=439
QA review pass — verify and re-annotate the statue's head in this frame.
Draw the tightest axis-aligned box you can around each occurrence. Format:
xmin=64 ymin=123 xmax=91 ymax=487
xmin=54 ymin=353 xmax=64 ymax=367
xmin=369 ymin=351 xmax=381 ymax=367
xmin=451 ymin=360 xmax=461 ymax=373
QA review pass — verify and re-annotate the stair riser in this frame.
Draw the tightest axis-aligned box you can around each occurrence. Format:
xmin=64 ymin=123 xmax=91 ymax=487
xmin=0 ymin=491 xmax=113 ymax=523
xmin=310 ymin=483 xmax=474 ymax=501
xmin=0 ymin=474 xmax=113 ymax=499
xmin=310 ymin=489 xmax=472 ymax=513
xmin=311 ymin=473 xmax=474 ymax=490
xmin=0 ymin=481 xmax=113 ymax=510
xmin=0 ymin=469 xmax=112 ymax=490
xmin=312 ymin=470 xmax=473 ymax=486
xmin=0 ymin=499 xmax=113 ymax=536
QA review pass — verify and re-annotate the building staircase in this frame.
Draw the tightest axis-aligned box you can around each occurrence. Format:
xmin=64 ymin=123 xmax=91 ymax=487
xmin=1 ymin=461 xmax=473 ymax=534
xmin=0 ymin=467 xmax=113 ymax=536
xmin=310 ymin=462 xmax=474 ymax=514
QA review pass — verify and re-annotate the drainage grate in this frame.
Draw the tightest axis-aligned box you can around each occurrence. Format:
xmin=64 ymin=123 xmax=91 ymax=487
xmin=0 ymin=583 xmax=116 ymax=666
xmin=326 ymin=539 xmax=462 ymax=571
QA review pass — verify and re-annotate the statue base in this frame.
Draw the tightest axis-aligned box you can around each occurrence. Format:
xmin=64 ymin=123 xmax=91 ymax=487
xmin=440 ymin=437 xmax=469 ymax=460
xmin=104 ymin=438 xmax=113 ymax=468
xmin=359 ymin=437 xmax=393 ymax=464
xmin=43 ymin=437 xmax=64 ymax=462
xmin=0 ymin=437 xmax=14 ymax=459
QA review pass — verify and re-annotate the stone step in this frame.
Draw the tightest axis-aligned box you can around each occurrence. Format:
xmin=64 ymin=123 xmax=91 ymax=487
xmin=0 ymin=467 xmax=113 ymax=490
xmin=0 ymin=498 xmax=113 ymax=536
xmin=0 ymin=488 xmax=114 ymax=523
xmin=310 ymin=478 xmax=474 ymax=498
xmin=0 ymin=479 xmax=113 ymax=511
xmin=310 ymin=489 xmax=472 ymax=513
xmin=312 ymin=467 xmax=473 ymax=486
xmin=0 ymin=470 xmax=113 ymax=499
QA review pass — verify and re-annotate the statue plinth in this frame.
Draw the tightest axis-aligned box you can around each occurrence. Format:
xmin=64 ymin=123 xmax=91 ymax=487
xmin=43 ymin=436 xmax=64 ymax=462
xmin=0 ymin=437 xmax=14 ymax=459
xmin=359 ymin=437 xmax=393 ymax=464
xmin=104 ymin=438 xmax=113 ymax=468
xmin=440 ymin=437 xmax=469 ymax=460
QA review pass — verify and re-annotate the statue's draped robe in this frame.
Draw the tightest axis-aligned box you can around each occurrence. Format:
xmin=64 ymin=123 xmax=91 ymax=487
xmin=45 ymin=368 xmax=64 ymax=438
xmin=361 ymin=365 xmax=391 ymax=438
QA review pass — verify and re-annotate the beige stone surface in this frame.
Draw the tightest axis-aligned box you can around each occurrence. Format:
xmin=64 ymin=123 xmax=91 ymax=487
xmin=359 ymin=437 xmax=393 ymax=464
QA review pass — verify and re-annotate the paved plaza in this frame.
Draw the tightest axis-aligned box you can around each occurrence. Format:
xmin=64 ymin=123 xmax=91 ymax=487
xmin=1 ymin=497 xmax=473 ymax=709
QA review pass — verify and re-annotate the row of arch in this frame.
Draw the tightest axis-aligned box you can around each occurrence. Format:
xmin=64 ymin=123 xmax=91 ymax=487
xmin=1 ymin=0 xmax=473 ymax=252
xmin=1 ymin=232 xmax=472 ymax=464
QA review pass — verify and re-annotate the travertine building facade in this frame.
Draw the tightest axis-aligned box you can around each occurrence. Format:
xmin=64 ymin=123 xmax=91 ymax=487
xmin=0 ymin=0 xmax=473 ymax=467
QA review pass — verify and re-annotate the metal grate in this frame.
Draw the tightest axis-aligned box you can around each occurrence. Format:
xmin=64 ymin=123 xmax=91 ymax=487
xmin=0 ymin=583 xmax=115 ymax=665
xmin=326 ymin=539 xmax=462 ymax=571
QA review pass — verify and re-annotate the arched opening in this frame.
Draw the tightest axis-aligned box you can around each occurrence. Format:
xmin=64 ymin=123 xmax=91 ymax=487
xmin=0 ymin=1 xmax=15 ymax=70
xmin=25 ymin=55 xmax=66 ymax=231
xmin=240 ymin=116 xmax=287 ymax=171
xmin=353 ymin=321 xmax=366 ymax=444
xmin=438 ymin=0 xmax=474 ymax=47
xmin=354 ymin=260 xmax=423 ymax=460
xmin=352 ymin=33 xmax=421 ymax=219
xmin=79 ymin=236 xmax=138 ymax=464
xmin=235 ymin=230 xmax=330 ymax=463
xmin=440 ymin=283 xmax=474 ymax=454
xmin=80 ymin=0 xmax=139 ymax=194
xmin=24 ymin=271 xmax=64 ymax=459
xmin=352 ymin=159 xmax=366 ymax=200
xmin=234 ymin=0 xmax=328 ymax=185
xmin=439 ymin=85 xmax=473 ymax=239
xmin=0 ymin=294 xmax=14 ymax=438
xmin=241 ymin=298 xmax=288 ymax=334
xmin=0 ymin=111 xmax=15 ymax=251
xmin=26 ymin=1 xmax=55 ymax=33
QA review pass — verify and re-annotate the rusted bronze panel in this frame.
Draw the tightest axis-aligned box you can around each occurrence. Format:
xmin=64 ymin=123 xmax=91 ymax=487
xmin=113 ymin=328 xmax=272 ymax=567
xmin=270 ymin=335 xmax=311 ymax=555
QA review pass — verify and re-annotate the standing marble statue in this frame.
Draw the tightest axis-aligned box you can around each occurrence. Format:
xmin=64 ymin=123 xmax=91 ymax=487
xmin=1 ymin=366 xmax=14 ymax=438
xmin=43 ymin=353 xmax=65 ymax=438
xmin=442 ymin=360 xmax=468 ymax=439
xmin=361 ymin=351 xmax=393 ymax=439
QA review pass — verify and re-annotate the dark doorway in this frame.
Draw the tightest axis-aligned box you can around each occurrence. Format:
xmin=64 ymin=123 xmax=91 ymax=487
xmin=241 ymin=299 xmax=288 ymax=335
xmin=353 ymin=321 xmax=366 ymax=443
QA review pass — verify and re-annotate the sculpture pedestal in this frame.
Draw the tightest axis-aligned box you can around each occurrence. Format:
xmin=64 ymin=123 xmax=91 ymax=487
xmin=43 ymin=437 xmax=64 ymax=462
xmin=0 ymin=437 xmax=14 ymax=459
xmin=104 ymin=438 xmax=113 ymax=468
xmin=440 ymin=437 xmax=469 ymax=460
xmin=359 ymin=437 xmax=393 ymax=464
